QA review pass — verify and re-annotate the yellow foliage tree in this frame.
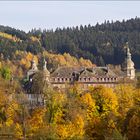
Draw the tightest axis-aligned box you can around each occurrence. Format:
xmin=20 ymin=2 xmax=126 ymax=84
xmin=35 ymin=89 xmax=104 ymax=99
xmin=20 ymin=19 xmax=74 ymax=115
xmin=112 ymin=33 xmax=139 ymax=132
xmin=0 ymin=32 xmax=21 ymax=42
xmin=27 ymin=108 xmax=46 ymax=136
xmin=91 ymin=86 xmax=118 ymax=117
xmin=115 ymin=85 xmax=134 ymax=117
xmin=56 ymin=114 xmax=84 ymax=139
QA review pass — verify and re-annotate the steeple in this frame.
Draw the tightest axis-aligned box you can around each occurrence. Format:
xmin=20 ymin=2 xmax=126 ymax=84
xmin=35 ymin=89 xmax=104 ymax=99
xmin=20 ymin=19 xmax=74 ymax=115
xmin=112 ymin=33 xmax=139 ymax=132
xmin=31 ymin=58 xmax=38 ymax=71
xmin=43 ymin=58 xmax=47 ymax=70
xmin=27 ymin=58 xmax=38 ymax=79
xmin=43 ymin=59 xmax=50 ymax=82
xmin=122 ymin=42 xmax=135 ymax=79
xmin=126 ymin=42 xmax=131 ymax=60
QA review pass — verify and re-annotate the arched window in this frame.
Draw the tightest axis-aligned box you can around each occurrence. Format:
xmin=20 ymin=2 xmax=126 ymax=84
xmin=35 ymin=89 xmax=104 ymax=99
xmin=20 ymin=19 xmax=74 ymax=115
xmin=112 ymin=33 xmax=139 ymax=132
xmin=88 ymin=78 xmax=91 ymax=81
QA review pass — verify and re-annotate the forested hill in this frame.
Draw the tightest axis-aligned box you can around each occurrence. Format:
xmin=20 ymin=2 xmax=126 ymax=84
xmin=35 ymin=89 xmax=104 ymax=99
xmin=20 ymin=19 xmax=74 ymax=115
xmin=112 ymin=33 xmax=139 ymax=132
xmin=1 ymin=17 xmax=140 ymax=68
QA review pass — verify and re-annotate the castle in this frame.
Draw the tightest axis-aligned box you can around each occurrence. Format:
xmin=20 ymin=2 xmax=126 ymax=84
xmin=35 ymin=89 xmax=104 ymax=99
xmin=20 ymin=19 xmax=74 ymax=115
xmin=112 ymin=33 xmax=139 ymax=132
xmin=24 ymin=43 xmax=135 ymax=107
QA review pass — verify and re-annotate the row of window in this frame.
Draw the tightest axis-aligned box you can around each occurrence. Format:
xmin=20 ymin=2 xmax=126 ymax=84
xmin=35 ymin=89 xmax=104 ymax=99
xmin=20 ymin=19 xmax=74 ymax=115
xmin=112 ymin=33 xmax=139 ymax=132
xmin=54 ymin=77 xmax=73 ymax=82
xmin=28 ymin=101 xmax=44 ymax=106
xmin=53 ymin=83 xmax=117 ymax=90
xmin=97 ymin=77 xmax=117 ymax=82
xmin=52 ymin=77 xmax=117 ymax=82
xmin=82 ymin=83 xmax=116 ymax=88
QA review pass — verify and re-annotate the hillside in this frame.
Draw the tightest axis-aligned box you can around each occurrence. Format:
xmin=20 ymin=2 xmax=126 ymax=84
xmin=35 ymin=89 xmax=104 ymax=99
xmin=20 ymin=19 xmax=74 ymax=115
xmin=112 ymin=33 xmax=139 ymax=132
xmin=0 ymin=17 xmax=140 ymax=68
xmin=0 ymin=18 xmax=140 ymax=140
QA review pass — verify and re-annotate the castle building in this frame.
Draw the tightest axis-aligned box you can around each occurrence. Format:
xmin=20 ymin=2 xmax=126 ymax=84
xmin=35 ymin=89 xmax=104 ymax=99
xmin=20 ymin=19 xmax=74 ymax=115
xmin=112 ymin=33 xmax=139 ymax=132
xmin=24 ymin=43 xmax=135 ymax=107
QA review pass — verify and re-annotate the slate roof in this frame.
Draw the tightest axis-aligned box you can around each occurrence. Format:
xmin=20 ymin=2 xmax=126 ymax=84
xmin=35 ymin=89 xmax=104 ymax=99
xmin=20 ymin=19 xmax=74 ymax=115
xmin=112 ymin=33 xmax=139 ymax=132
xmin=51 ymin=66 xmax=84 ymax=77
xmin=50 ymin=66 xmax=118 ymax=78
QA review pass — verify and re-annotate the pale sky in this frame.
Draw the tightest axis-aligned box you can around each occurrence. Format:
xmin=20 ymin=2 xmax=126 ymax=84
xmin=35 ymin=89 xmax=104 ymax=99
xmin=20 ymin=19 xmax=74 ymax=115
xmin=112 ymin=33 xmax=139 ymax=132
xmin=0 ymin=1 xmax=140 ymax=32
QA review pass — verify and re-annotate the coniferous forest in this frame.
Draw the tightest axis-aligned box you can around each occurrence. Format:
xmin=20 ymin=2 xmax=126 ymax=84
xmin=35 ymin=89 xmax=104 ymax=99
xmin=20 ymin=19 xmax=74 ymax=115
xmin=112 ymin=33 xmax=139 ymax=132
xmin=1 ymin=17 xmax=140 ymax=68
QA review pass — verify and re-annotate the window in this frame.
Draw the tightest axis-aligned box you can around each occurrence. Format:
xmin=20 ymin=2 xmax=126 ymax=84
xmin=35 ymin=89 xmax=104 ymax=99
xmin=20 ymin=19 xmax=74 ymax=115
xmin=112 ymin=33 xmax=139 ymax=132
xmin=84 ymin=78 xmax=86 ymax=81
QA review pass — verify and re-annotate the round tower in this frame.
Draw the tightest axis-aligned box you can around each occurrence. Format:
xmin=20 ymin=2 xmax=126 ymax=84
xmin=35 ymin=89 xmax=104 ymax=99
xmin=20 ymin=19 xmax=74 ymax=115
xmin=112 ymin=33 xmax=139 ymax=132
xmin=27 ymin=58 xmax=38 ymax=79
xmin=122 ymin=42 xmax=135 ymax=79
xmin=43 ymin=59 xmax=50 ymax=82
xmin=31 ymin=59 xmax=38 ymax=71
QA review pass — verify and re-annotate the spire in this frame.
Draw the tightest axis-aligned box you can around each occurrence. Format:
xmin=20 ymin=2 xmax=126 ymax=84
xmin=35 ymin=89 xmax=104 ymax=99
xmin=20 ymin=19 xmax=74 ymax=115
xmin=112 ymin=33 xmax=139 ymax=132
xmin=122 ymin=42 xmax=135 ymax=79
xmin=42 ymin=58 xmax=50 ymax=74
xmin=27 ymin=57 xmax=38 ymax=79
xmin=126 ymin=42 xmax=131 ymax=59
xmin=42 ymin=58 xmax=50 ymax=82
xmin=31 ymin=58 xmax=38 ymax=70
xmin=43 ymin=58 xmax=47 ymax=70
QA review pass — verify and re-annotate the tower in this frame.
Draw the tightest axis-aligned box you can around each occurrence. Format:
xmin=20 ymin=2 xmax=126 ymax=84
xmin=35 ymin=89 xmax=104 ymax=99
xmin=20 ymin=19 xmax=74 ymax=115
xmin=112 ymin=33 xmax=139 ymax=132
xmin=122 ymin=42 xmax=135 ymax=79
xmin=43 ymin=59 xmax=50 ymax=82
xmin=31 ymin=59 xmax=38 ymax=71
xmin=27 ymin=58 xmax=38 ymax=79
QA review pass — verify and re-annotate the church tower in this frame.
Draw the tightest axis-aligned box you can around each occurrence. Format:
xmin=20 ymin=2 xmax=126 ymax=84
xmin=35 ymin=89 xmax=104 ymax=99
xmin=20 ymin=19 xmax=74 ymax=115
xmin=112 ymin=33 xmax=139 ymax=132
xmin=27 ymin=58 xmax=38 ymax=79
xmin=43 ymin=59 xmax=50 ymax=82
xmin=31 ymin=59 xmax=38 ymax=71
xmin=122 ymin=42 xmax=135 ymax=79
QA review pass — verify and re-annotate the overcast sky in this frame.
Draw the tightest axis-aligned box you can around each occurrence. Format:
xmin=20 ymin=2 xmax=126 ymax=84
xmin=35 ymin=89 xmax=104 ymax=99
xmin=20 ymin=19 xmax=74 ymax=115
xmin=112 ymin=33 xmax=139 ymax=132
xmin=0 ymin=1 xmax=140 ymax=32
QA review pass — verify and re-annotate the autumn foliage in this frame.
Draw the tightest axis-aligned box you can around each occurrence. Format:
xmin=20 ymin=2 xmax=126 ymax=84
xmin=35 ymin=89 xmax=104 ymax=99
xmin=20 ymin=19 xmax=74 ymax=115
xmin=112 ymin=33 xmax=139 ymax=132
xmin=0 ymin=73 xmax=139 ymax=140
xmin=0 ymin=50 xmax=139 ymax=139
